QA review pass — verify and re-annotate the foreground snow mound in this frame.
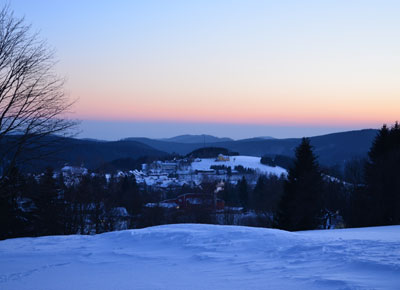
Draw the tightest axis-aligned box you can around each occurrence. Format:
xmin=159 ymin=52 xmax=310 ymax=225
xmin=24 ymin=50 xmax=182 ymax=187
xmin=1 ymin=224 xmax=399 ymax=290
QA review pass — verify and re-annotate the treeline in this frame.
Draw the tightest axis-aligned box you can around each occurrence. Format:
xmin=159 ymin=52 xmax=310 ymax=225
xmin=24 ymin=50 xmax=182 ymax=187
xmin=260 ymin=155 xmax=295 ymax=170
xmin=187 ymin=147 xmax=239 ymax=158
xmin=0 ymin=170 xmax=152 ymax=240
xmin=215 ymin=121 xmax=400 ymax=231
xmin=349 ymin=123 xmax=400 ymax=227
xmin=275 ymin=122 xmax=400 ymax=230
xmin=1 ymin=122 xmax=399 ymax=239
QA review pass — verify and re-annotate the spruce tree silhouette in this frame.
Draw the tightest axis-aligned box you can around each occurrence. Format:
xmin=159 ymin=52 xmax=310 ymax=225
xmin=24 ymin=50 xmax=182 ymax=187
xmin=364 ymin=122 xmax=400 ymax=225
xmin=238 ymin=176 xmax=249 ymax=209
xmin=275 ymin=138 xmax=323 ymax=231
xmin=34 ymin=168 xmax=64 ymax=236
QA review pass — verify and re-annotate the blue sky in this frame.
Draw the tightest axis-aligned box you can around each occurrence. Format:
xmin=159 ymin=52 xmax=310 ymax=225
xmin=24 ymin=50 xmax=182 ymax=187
xmin=10 ymin=0 xmax=400 ymax=139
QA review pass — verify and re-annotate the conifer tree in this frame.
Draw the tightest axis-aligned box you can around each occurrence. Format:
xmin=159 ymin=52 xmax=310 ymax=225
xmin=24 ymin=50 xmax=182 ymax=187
xmin=89 ymin=175 xmax=107 ymax=234
xmin=0 ymin=167 xmax=30 ymax=239
xmin=238 ymin=176 xmax=249 ymax=209
xmin=275 ymin=138 xmax=323 ymax=231
xmin=252 ymin=175 xmax=267 ymax=211
xmin=364 ymin=123 xmax=400 ymax=225
xmin=221 ymin=182 xmax=236 ymax=206
xmin=34 ymin=168 xmax=65 ymax=236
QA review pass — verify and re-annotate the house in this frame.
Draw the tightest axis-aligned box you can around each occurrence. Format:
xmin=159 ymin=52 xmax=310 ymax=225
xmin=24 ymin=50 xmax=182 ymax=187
xmin=217 ymin=154 xmax=230 ymax=161
xmin=147 ymin=193 xmax=225 ymax=211
xmin=61 ymin=165 xmax=88 ymax=176
xmin=160 ymin=162 xmax=178 ymax=173
xmin=162 ymin=193 xmax=224 ymax=211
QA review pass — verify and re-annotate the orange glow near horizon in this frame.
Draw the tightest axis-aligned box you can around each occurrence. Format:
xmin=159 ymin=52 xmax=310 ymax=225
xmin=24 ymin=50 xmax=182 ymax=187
xmin=43 ymin=1 xmax=399 ymax=131
xmin=72 ymin=97 xmax=397 ymax=128
xmin=71 ymin=83 xmax=399 ymax=127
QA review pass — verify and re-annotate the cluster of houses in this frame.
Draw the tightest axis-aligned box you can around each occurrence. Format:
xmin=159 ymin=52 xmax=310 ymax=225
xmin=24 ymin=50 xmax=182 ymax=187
xmin=57 ymin=155 xmax=285 ymax=215
xmin=146 ymin=181 xmax=226 ymax=211
xmin=134 ymin=154 xmax=268 ymax=190
xmin=146 ymin=192 xmax=225 ymax=211
xmin=58 ymin=153 xmax=283 ymax=193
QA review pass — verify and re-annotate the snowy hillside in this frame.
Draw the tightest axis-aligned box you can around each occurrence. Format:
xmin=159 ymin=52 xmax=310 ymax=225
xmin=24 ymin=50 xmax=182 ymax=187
xmin=191 ymin=155 xmax=287 ymax=176
xmin=1 ymin=225 xmax=399 ymax=290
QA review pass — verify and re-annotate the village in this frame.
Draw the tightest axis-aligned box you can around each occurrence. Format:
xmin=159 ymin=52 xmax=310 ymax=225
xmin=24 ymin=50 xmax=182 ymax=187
xmin=52 ymin=154 xmax=289 ymax=230
xmin=129 ymin=154 xmax=285 ymax=189
xmin=62 ymin=154 xmax=286 ymax=201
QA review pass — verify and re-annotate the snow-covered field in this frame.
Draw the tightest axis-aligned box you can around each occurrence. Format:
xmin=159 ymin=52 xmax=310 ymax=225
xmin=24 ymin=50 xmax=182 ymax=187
xmin=191 ymin=155 xmax=287 ymax=176
xmin=1 ymin=224 xmax=399 ymax=290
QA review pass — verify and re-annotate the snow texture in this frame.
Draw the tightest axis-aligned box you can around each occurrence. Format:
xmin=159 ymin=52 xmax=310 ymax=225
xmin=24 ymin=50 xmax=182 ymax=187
xmin=191 ymin=156 xmax=287 ymax=176
xmin=1 ymin=224 xmax=399 ymax=290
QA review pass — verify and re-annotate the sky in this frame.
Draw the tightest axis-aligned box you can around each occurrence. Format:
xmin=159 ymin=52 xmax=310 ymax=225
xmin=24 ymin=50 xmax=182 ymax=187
xmin=10 ymin=0 xmax=400 ymax=140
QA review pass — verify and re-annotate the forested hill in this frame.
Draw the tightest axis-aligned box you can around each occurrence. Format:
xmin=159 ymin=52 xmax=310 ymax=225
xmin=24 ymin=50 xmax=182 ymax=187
xmin=220 ymin=129 xmax=378 ymax=166
xmin=4 ymin=136 xmax=168 ymax=172
xmin=5 ymin=129 xmax=378 ymax=172
xmin=159 ymin=134 xmax=233 ymax=143
xmin=125 ymin=129 xmax=378 ymax=167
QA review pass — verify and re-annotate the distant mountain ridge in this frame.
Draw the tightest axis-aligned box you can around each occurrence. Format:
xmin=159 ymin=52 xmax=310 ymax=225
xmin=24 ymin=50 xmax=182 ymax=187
xmin=7 ymin=129 xmax=379 ymax=172
xmin=6 ymin=136 xmax=168 ymax=172
xmin=159 ymin=134 xmax=234 ymax=143
xmin=124 ymin=129 xmax=378 ymax=168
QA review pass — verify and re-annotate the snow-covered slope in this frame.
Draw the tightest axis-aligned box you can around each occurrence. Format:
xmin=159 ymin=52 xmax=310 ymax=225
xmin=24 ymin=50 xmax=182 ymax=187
xmin=1 ymin=224 xmax=399 ymax=290
xmin=191 ymin=155 xmax=287 ymax=176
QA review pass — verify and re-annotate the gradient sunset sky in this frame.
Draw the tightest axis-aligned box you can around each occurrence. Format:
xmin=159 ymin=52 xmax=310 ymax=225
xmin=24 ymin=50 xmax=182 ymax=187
xmin=11 ymin=0 xmax=400 ymax=139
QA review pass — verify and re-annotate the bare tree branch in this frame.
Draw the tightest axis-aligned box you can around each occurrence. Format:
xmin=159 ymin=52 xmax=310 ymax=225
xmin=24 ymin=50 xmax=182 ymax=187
xmin=0 ymin=5 xmax=78 ymax=178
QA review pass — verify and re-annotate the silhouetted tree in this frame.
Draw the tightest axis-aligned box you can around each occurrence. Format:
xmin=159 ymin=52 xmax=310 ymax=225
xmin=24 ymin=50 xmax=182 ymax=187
xmin=252 ymin=175 xmax=267 ymax=211
xmin=0 ymin=4 xmax=77 ymax=238
xmin=119 ymin=175 xmax=142 ymax=215
xmin=73 ymin=175 xmax=93 ymax=234
xmin=275 ymin=138 xmax=323 ymax=231
xmin=0 ymin=5 xmax=76 ymax=177
xmin=344 ymin=157 xmax=366 ymax=186
xmin=221 ymin=181 xmax=239 ymax=206
xmin=321 ymin=179 xmax=347 ymax=228
xmin=0 ymin=167 xmax=31 ymax=239
xmin=89 ymin=175 xmax=107 ymax=234
xmin=238 ymin=176 xmax=249 ymax=209
xmin=34 ymin=168 xmax=65 ymax=235
xmin=363 ymin=123 xmax=400 ymax=225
